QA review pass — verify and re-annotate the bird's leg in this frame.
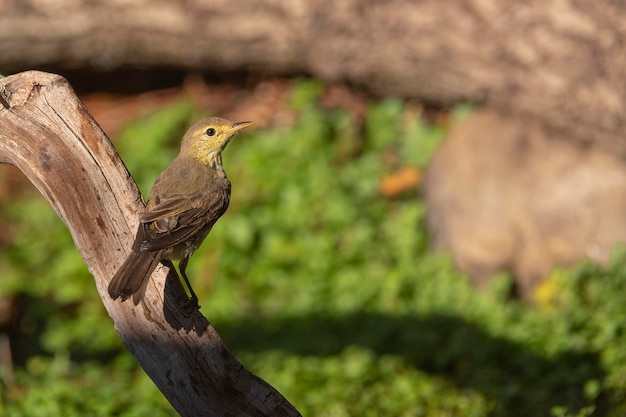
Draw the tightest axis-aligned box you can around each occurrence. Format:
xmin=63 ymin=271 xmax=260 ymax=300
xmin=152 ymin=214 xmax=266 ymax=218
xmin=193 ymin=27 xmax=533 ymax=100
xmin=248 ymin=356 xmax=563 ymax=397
xmin=161 ymin=258 xmax=200 ymax=310
xmin=179 ymin=256 xmax=200 ymax=309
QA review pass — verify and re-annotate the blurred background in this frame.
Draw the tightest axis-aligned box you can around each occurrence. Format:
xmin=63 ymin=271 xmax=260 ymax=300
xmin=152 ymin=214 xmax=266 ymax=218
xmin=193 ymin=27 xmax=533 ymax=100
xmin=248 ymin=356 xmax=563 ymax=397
xmin=1 ymin=1 xmax=626 ymax=416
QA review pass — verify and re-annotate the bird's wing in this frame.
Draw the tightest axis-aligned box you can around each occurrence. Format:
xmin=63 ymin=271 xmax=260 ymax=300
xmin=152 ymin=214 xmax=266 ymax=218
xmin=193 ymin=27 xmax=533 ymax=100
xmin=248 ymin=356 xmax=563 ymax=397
xmin=133 ymin=188 xmax=230 ymax=252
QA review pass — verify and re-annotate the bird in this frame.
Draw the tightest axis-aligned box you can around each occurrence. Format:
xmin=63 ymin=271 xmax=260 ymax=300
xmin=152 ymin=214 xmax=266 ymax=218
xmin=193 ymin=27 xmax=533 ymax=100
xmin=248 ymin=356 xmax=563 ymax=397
xmin=108 ymin=117 xmax=253 ymax=307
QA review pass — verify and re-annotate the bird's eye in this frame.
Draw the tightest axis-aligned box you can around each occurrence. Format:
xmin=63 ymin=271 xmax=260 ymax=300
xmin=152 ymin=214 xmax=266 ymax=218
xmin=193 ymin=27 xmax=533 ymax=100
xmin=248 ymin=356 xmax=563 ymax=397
xmin=205 ymin=128 xmax=216 ymax=136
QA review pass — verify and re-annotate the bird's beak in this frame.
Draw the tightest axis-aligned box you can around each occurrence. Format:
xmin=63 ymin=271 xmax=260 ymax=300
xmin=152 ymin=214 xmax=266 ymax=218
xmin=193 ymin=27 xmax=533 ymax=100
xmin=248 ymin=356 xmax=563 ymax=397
xmin=229 ymin=121 xmax=254 ymax=134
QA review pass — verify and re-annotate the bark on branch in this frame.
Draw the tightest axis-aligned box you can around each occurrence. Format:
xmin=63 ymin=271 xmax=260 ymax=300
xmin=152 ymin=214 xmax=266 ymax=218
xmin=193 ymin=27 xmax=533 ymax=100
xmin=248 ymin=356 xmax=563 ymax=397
xmin=0 ymin=70 xmax=300 ymax=417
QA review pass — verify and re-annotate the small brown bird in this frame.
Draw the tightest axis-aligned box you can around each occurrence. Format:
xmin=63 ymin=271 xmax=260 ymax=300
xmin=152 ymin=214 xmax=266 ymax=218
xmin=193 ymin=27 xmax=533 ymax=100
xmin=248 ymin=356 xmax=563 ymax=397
xmin=108 ymin=117 xmax=253 ymax=306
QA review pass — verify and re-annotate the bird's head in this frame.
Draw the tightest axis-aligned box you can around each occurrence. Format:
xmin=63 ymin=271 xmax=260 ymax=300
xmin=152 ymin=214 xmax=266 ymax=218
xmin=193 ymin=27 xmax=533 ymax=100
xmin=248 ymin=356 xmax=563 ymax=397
xmin=180 ymin=117 xmax=254 ymax=167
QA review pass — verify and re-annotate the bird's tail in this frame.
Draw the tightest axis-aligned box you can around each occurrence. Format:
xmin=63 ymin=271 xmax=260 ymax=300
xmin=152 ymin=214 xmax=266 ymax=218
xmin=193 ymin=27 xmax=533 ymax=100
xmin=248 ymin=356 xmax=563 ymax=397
xmin=108 ymin=249 xmax=164 ymax=305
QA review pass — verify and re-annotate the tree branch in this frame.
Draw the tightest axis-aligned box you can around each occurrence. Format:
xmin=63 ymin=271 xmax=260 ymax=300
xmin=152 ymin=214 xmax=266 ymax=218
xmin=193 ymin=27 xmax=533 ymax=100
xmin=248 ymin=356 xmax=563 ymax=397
xmin=0 ymin=70 xmax=300 ymax=417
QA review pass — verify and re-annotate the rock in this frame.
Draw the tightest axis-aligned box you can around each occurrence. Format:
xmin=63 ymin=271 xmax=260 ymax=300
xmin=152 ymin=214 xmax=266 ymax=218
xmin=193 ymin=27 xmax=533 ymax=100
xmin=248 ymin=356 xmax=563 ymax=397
xmin=425 ymin=110 xmax=626 ymax=297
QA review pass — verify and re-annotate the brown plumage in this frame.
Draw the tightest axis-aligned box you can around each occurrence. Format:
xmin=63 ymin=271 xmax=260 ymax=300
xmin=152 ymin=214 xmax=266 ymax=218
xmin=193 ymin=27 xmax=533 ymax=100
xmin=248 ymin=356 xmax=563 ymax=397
xmin=108 ymin=117 xmax=253 ymax=306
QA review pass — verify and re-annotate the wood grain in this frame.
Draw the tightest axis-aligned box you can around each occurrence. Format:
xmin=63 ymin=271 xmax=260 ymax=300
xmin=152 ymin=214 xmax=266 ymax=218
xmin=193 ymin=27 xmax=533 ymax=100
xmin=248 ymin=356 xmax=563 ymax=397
xmin=0 ymin=70 xmax=300 ymax=417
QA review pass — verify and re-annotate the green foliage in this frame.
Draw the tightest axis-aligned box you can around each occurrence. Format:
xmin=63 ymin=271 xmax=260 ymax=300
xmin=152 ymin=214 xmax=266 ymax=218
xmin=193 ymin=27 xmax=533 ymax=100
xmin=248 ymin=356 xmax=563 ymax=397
xmin=115 ymin=100 xmax=198 ymax=196
xmin=1 ymin=78 xmax=625 ymax=416
xmin=4 ymin=356 xmax=171 ymax=417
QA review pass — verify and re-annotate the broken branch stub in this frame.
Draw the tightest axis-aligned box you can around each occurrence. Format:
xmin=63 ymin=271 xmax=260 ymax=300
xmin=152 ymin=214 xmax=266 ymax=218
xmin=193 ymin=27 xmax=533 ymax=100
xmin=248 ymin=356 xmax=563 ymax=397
xmin=0 ymin=71 xmax=300 ymax=417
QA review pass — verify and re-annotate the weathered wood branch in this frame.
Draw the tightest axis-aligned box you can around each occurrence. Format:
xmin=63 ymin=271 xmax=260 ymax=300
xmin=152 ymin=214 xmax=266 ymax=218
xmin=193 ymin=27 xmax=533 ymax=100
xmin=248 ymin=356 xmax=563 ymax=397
xmin=0 ymin=71 xmax=300 ymax=417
